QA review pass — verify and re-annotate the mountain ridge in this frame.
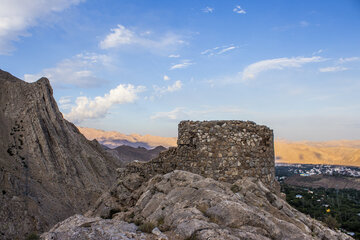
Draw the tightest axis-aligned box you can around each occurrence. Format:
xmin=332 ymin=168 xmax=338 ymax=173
xmin=0 ymin=70 xmax=121 ymax=239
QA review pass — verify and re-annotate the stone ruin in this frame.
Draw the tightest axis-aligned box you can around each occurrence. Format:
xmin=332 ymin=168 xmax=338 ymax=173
xmin=120 ymin=120 xmax=277 ymax=189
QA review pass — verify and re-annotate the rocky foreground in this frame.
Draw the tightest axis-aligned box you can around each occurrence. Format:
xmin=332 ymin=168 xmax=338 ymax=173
xmin=42 ymin=170 xmax=351 ymax=240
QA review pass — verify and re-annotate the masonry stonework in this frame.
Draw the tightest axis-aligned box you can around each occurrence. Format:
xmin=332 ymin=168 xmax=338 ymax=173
xmin=120 ymin=120 xmax=277 ymax=189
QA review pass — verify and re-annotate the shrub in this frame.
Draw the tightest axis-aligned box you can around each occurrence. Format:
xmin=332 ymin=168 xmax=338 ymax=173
xmin=230 ymin=184 xmax=240 ymax=193
xmin=138 ymin=222 xmax=155 ymax=233
xmin=323 ymin=215 xmax=340 ymax=229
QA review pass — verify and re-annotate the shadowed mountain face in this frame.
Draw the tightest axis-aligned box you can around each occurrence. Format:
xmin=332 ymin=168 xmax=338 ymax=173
xmin=107 ymin=145 xmax=167 ymax=164
xmin=0 ymin=70 xmax=120 ymax=239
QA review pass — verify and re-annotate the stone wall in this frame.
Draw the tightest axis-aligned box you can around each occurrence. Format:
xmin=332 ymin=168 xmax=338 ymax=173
xmin=119 ymin=120 xmax=276 ymax=189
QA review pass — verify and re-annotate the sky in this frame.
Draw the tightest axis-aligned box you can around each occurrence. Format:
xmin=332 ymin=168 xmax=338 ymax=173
xmin=1 ymin=0 xmax=360 ymax=141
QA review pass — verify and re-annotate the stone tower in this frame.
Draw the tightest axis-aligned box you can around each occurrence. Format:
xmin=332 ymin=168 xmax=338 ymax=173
xmin=121 ymin=120 xmax=277 ymax=189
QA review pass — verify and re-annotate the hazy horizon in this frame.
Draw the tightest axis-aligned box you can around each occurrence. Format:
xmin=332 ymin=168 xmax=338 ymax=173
xmin=1 ymin=0 xmax=359 ymax=141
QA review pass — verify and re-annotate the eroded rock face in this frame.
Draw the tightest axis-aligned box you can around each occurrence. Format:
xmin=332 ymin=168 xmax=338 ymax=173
xmin=47 ymin=170 xmax=351 ymax=240
xmin=0 ymin=70 xmax=120 ymax=239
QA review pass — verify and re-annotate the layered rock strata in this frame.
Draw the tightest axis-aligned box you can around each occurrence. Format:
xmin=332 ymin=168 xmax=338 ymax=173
xmin=0 ymin=70 xmax=120 ymax=239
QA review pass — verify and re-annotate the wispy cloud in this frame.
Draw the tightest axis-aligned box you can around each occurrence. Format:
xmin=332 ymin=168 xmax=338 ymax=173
xmin=218 ymin=46 xmax=237 ymax=54
xmin=163 ymin=75 xmax=170 ymax=81
xmin=24 ymin=52 xmax=112 ymax=88
xmin=170 ymin=60 xmax=194 ymax=70
xmin=153 ymin=80 xmax=182 ymax=95
xmin=150 ymin=107 xmax=187 ymax=120
xmin=300 ymin=21 xmax=309 ymax=27
xmin=273 ymin=21 xmax=312 ymax=32
xmin=202 ymin=6 xmax=214 ymax=13
xmin=312 ymin=49 xmax=323 ymax=55
xmin=168 ymin=54 xmax=180 ymax=58
xmin=58 ymin=96 xmax=72 ymax=110
xmin=99 ymin=24 xmax=184 ymax=51
xmin=201 ymin=44 xmax=238 ymax=56
xmin=338 ymin=57 xmax=360 ymax=64
xmin=65 ymin=84 xmax=145 ymax=123
xmin=318 ymin=56 xmax=359 ymax=72
xmin=0 ymin=0 xmax=83 ymax=54
xmin=242 ymin=56 xmax=326 ymax=80
xmin=150 ymin=106 xmax=246 ymax=120
xmin=319 ymin=66 xmax=348 ymax=72
xmin=233 ymin=5 xmax=246 ymax=14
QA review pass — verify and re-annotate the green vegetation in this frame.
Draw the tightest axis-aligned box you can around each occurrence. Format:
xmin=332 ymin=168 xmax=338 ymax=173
xmin=138 ymin=222 xmax=156 ymax=233
xmin=282 ymin=184 xmax=360 ymax=239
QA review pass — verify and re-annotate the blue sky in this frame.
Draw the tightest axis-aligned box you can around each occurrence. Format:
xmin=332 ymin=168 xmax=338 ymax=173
xmin=1 ymin=0 xmax=360 ymax=141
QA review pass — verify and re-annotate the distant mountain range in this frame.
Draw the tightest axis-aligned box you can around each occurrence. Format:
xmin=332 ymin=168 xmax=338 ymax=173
xmin=107 ymin=145 xmax=167 ymax=164
xmin=79 ymin=127 xmax=360 ymax=167
xmin=78 ymin=127 xmax=177 ymax=149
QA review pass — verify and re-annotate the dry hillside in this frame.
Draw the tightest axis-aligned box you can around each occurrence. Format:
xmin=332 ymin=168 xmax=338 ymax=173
xmin=275 ymin=140 xmax=360 ymax=167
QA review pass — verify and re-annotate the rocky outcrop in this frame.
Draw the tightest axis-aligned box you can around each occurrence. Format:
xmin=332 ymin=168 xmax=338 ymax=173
xmin=43 ymin=170 xmax=351 ymax=240
xmin=0 ymin=70 xmax=121 ymax=239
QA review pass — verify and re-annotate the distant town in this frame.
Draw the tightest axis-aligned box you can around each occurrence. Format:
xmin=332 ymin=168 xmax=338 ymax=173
xmin=275 ymin=163 xmax=360 ymax=180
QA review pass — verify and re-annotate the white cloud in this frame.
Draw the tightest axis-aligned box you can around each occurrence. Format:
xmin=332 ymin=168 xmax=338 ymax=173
xmin=170 ymin=60 xmax=194 ymax=70
xmin=150 ymin=106 xmax=246 ymax=120
xmin=154 ymin=80 xmax=182 ymax=95
xmin=163 ymin=75 xmax=170 ymax=81
xmin=59 ymin=96 xmax=71 ymax=104
xmin=233 ymin=6 xmax=246 ymax=14
xmin=319 ymin=66 xmax=348 ymax=72
xmin=24 ymin=52 xmax=111 ymax=87
xmin=0 ymin=0 xmax=83 ymax=54
xmin=65 ymin=84 xmax=145 ymax=123
xmin=338 ymin=57 xmax=360 ymax=64
xmin=99 ymin=24 xmax=184 ymax=51
xmin=312 ymin=49 xmax=323 ymax=55
xmin=150 ymin=107 xmax=187 ymax=120
xmin=201 ymin=44 xmax=237 ymax=56
xmin=58 ymin=96 xmax=72 ymax=110
xmin=218 ymin=46 xmax=237 ymax=54
xmin=168 ymin=54 xmax=180 ymax=58
xmin=203 ymin=7 xmax=214 ymax=13
xmin=242 ymin=56 xmax=326 ymax=80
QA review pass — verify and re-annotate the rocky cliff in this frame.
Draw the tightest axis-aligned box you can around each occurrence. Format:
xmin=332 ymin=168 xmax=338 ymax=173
xmin=42 ymin=170 xmax=351 ymax=240
xmin=0 ymin=70 xmax=120 ymax=239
